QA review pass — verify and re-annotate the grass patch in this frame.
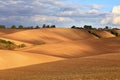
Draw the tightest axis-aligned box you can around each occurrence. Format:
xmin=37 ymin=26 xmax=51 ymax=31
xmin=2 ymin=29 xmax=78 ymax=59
xmin=17 ymin=44 xmax=26 ymax=48
xmin=0 ymin=39 xmax=26 ymax=50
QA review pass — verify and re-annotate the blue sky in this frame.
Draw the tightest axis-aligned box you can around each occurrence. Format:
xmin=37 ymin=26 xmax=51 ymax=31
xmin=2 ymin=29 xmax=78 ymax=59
xmin=0 ymin=0 xmax=120 ymax=28
xmin=69 ymin=0 xmax=120 ymax=6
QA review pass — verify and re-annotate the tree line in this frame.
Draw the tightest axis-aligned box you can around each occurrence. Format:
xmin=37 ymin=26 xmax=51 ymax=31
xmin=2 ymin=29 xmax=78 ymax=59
xmin=0 ymin=24 xmax=56 ymax=29
xmin=71 ymin=25 xmax=120 ymax=37
xmin=71 ymin=25 xmax=119 ymax=30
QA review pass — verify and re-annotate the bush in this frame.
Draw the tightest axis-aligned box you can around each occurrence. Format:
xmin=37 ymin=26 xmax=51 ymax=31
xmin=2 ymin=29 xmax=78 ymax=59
xmin=17 ymin=44 xmax=26 ymax=48
xmin=109 ymin=30 xmax=119 ymax=37
xmin=0 ymin=39 xmax=14 ymax=45
xmin=0 ymin=39 xmax=16 ymax=50
xmin=0 ymin=39 xmax=26 ymax=50
xmin=5 ymin=44 xmax=16 ymax=50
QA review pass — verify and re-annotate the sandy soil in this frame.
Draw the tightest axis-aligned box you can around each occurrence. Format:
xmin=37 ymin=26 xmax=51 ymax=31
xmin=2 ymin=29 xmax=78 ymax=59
xmin=115 ymin=30 xmax=120 ymax=35
xmin=0 ymin=50 xmax=64 ymax=70
xmin=2 ymin=28 xmax=97 ymax=44
xmin=92 ymin=30 xmax=115 ymax=38
xmin=0 ymin=28 xmax=120 ymax=79
xmin=23 ymin=37 xmax=120 ymax=58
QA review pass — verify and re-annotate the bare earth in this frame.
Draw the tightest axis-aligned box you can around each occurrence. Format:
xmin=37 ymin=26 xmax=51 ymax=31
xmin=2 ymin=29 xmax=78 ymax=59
xmin=0 ymin=28 xmax=120 ymax=80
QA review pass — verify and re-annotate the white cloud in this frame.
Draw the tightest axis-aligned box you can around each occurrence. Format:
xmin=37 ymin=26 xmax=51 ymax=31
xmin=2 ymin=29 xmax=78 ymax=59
xmin=90 ymin=4 xmax=102 ymax=10
xmin=0 ymin=0 xmax=105 ymax=27
xmin=31 ymin=15 xmax=74 ymax=23
xmin=0 ymin=18 xmax=7 ymax=21
xmin=112 ymin=6 xmax=120 ymax=14
xmin=101 ymin=6 xmax=120 ymax=25
xmin=88 ymin=9 xmax=99 ymax=14
xmin=113 ymin=16 xmax=120 ymax=24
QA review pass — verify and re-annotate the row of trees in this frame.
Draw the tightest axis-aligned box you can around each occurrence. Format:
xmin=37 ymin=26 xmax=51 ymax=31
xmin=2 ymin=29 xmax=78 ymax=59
xmin=0 ymin=24 xmax=56 ymax=29
xmin=71 ymin=25 xmax=119 ymax=30
xmin=71 ymin=25 xmax=120 ymax=37
xmin=42 ymin=24 xmax=56 ymax=28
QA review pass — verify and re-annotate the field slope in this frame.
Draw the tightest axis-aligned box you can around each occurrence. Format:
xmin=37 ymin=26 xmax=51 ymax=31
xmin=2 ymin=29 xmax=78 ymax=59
xmin=0 ymin=52 xmax=120 ymax=80
xmin=0 ymin=28 xmax=120 ymax=80
xmin=0 ymin=50 xmax=63 ymax=70
xmin=2 ymin=28 xmax=97 ymax=44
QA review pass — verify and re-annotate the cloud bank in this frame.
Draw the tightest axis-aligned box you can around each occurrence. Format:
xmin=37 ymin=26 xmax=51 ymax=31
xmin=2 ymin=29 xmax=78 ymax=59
xmin=0 ymin=0 xmax=119 ymax=27
xmin=101 ymin=6 xmax=120 ymax=26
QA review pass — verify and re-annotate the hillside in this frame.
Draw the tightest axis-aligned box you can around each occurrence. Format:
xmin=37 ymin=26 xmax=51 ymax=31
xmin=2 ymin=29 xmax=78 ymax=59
xmin=90 ymin=30 xmax=115 ymax=38
xmin=0 ymin=50 xmax=64 ymax=70
xmin=2 ymin=28 xmax=97 ymax=44
xmin=20 ymin=36 xmax=120 ymax=58
xmin=0 ymin=52 xmax=120 ymax=80
xmin=115 ymin=30 xmax=120 ymax=35
xmin=0 ymin=29 xmax=26 ymax=34
xmin=0 ymin=28 xmax=120 ymax=80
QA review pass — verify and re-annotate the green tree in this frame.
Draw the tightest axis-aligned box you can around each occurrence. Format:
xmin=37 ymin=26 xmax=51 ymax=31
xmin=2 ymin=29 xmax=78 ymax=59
xmin=0 ymin=25 xmax=6 ymax=29
xmin=105 ymin=26 xmax=109 ymax=30
xmin=35 ymin=25 xmax=40 ymax=29
xmin=51 ymin=25 xmax=56 ymax=28
xmin=46 ymin=25 xmax=50 ymax=28
xmin=18 ymin=25 xmax=24 ymax=29
xmin=71 ymin=25 xmax=76 ymax=28
xmin=11 ymin=25 xmax=17 ymax=29
xmin=30 ymin=26 xmax=33 ymax=29
xmin=84 ymin=25 xmax=92 ymax=29
xmin=42 ymin=24 xmax=46 ymax=28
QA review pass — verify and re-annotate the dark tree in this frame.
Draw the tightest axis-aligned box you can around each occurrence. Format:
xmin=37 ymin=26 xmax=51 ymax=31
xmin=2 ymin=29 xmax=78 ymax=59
xmin=11 ymin=25 xmax=17 ymax=29
xmin=0 ymin=25 xmax=6 ymax=29
xmin=35 ymin=25 xmax=40 ymax=29
xmin=42 ymin=24 xmax=46 ymax=28
xmin=71 ymin=25 xmax=76 ymax=28
xmin=46 ymin=25 xmax=50 ymax=28
xmin=51 ymin=25 xmax=56 ymax=28
xmin=30 ymin=26 xmax=34 ymax=29
xmin=84 ymin=25 xmax=92 ymax=29
xmin=18 ymin=25 xmax=24 ymax=29
xmin=105 ymin=26 xmax=109 ymax=30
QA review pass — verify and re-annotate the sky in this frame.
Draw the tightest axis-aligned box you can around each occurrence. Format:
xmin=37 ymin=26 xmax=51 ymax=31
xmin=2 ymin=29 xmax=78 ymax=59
xmin=0 ymin=0 xmax=120 ymax=28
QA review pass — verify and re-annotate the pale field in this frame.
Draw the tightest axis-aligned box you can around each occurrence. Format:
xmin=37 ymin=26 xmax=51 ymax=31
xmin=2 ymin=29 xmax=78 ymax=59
xmin=0 ymin=29 xmax=120 ymax=80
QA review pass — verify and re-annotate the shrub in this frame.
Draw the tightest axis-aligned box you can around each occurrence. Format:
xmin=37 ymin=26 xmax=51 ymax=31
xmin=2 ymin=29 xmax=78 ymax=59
xmin=0 ymin=39 xmax=14 ymax=44
xmin=0 ymin=39 xmax=26 ymax=50
xmin=109 ymin=30 xmax=119 ymax=37
xmin=5 ymin=44 xmax=16 ymax=50
xmin=17 ymin=44 xmax=26 ymax=48
xmin=0 ymin=39 xmax=16 ymax=50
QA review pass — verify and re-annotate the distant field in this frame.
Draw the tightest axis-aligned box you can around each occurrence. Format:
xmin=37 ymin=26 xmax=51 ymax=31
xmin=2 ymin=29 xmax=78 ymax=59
xmin=0 ymin=28 xmax=120 ymax=80
xmin=0 ymin=53 xmax=120 ymax=80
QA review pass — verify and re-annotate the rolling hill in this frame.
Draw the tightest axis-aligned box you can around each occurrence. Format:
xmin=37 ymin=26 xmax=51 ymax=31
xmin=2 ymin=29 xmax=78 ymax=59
xmin=23 ymin=37 xmax=120 ymax=58
xmin=2 ymin=28 xmax=97 ymax=44
xmin=0 ymin=50 xmax=64 ymax=70
xmin=0 ymin=52 xmax=120 ymax=80
xmin=0 ymin=28 xmax=120 ymax=80
xmin=90 ymin=30 xmax=115 ymax=38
